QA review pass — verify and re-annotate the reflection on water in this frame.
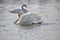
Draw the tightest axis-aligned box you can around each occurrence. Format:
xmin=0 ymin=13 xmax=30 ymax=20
xmin=0 ymin=0 xmax=60 ymax=40
xmin=16 ymin=24 xmax=41 ymax=30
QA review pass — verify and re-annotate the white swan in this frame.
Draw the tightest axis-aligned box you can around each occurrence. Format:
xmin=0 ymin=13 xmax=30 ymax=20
xmin=15 ymin=12 xmax=42 ymax=25
xmin=10 ymin=4 xmax=28 ymax=13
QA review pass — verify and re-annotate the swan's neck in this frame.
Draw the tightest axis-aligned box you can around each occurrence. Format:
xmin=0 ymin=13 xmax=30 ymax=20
xmin=22 ymin=6 xmax=24 ymax=9
xmin=22 ymin=5 xmax=26 ymax=10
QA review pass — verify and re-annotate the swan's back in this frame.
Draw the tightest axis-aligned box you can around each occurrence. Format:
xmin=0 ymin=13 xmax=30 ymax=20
xmin=10 ymin=9 xmax=22 ymax=13
xmin=10 ymin=9 xmax=28 ymax=13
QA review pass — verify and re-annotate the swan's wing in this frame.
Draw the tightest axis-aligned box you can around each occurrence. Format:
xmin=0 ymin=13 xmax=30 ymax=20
xmin=19 ymin=13 xmax=33 ymax=25
xmin=28 ymin=13 xmax=42 ymax=23
xmin=32 ymin=17 xmax=42 ymax=23
xmin=10 ymin=9 xmax=22 ymax=13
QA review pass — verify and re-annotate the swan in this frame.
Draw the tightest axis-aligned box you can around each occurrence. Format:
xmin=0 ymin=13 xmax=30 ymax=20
xmin=10 ymin=4 xmax=28 ymax=13
xmin=15 ymin=12 xmax=42 ymax=25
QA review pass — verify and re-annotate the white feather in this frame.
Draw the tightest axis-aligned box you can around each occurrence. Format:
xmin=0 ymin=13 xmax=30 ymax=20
xmin=16 ymin=12 xmax=42 ymax=25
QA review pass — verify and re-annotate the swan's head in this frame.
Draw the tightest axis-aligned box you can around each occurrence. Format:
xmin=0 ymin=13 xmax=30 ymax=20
xmin=18 ymin=11 xmax=24 ymax=17
xmin=22 ymin=4 xmax=27 ymax=9
xmin=22 ymin=4 xmax=27 ymax=7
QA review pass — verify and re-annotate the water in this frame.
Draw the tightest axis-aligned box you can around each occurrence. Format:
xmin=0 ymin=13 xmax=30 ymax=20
xmin=0 ymin=0 xmax=60 ymax=40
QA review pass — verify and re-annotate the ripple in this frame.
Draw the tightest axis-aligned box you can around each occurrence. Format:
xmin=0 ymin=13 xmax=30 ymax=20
xmin=0 ymin=24 xmax=6 ymax=27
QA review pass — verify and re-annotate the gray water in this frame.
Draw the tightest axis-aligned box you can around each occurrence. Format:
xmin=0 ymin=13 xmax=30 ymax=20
xmin=0 ymin=0 xmax=60 ymax=40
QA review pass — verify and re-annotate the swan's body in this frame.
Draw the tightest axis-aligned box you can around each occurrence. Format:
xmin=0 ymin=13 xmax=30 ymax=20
xmin=15 ymin=12 xmax=42 ymax=25
xmin=10 ymin=4 xmax=28 ymax=13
